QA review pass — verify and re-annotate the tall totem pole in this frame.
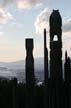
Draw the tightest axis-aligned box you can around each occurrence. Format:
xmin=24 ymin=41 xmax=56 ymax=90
xmin=49 ymin=10 xmax=62 ymax=80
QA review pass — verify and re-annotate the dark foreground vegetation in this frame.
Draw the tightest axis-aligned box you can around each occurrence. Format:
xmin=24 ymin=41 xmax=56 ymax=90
xmin=0 ymin=78 xmax=71 ymax=108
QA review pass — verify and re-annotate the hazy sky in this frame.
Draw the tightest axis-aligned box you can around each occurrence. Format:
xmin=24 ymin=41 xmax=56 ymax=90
xmin=0 ymin=0 xmax=71 ymax=62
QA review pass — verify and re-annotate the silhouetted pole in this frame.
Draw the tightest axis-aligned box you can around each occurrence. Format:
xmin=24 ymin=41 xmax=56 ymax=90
xmin=67 ymin=57 xmax=71 ymax=80
xmin=25 ymin=38 xmax=35 ymax=87
xmin=49 ymin=10 xmax=62 ymax=108
xmin=50 ymin=10 xmax=62 ymax=81
xmin=44 ymin=29 xmax=49 ymax=108
xmin=44 ymin=28 xmax=48 ymax=85
xmin=25 ymin=39 xmax=35 ymax=108
xmin=65 ymin=51 xmax=67 ymax=61
xmin=64 ymin=51 xmax=68 ymax=81
xmin=64 ymin=51 xmax=71 ymax=81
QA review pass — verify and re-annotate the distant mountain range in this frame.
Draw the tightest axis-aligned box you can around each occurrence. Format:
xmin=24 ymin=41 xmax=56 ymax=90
xmin=0 ymin=58 xmax=44 ymax=82
xmin=0 ymin=58 xmax=65 ymax=82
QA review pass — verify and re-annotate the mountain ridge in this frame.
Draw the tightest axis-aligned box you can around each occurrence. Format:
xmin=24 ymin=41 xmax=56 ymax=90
xmin=0 ymin=57 xmax=44 ymax=82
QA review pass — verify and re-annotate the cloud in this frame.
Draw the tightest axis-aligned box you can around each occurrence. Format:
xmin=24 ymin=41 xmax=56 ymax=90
xmin=0 ymin=0 xmax=14 ymax=7
xmin=0 ymin=0 xmax=47 ymax=23
xmin=34 ymin=8 xmax=50 ymax=33
xmin=17 ymin=0 xmax=44 ymax=9
xmin=0 ymin=0 xmax=47 ymax=10
xmin=0 ymin=32 xmax=4 ymax=35
xmin=63 ymin=19 xmax=71 ymax=33
xmin=0 ymin=0 xmax=15 ymax=24
xmin=17 ymin=0 xmax=32 ymax=9
xmin=0 ymin=0 xmax=16 ymax=24
xmin=0 ymin=8 xmax=14 ymax=24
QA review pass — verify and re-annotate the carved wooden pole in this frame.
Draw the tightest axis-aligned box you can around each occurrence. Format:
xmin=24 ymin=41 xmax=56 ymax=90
xmin=25 ymin=38 xmax=35 ymax=86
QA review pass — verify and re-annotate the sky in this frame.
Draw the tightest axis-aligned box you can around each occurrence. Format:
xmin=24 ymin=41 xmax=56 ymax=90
xmin=0 ymin=0 xmax=71 ymax=62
